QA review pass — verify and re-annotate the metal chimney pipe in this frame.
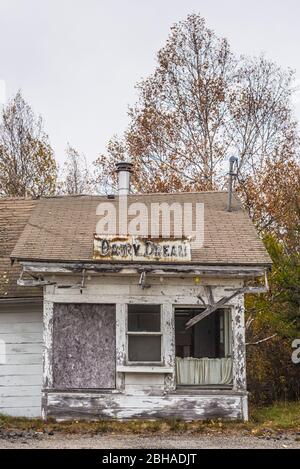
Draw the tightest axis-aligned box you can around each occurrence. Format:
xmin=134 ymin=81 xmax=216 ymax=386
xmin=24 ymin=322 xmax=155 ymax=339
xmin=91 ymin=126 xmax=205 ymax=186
xmin=227 ymin=156 xmax=238 ymax=212
xmin=115 ymin=162 xmax=133 ymax=196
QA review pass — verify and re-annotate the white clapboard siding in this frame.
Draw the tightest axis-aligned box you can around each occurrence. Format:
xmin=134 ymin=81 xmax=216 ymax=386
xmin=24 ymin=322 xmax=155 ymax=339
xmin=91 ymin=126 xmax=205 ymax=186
xmin=0 ymin=312 xmax=42 ymax=324
xmin=0 ymin=322 xmax=42 ymax=333
xmin=0 ymin=407 xmax=42 ymax=418
xmin=4 ymin=343 xmax=43 ymax=355
xmin=0 ymin=374 xmax=42 ymax=386
xmin=0 ymin=333 xmax=42 ymax=344
xmin=0 ymin=353 xmax=42 ymax=365
xmin=0 ymin=385 xmax=41 ymax=397
xmin=0 ymin=364 xmax=42 ymax=376
xmin=0 ymin=304 xmax=43 ymax=417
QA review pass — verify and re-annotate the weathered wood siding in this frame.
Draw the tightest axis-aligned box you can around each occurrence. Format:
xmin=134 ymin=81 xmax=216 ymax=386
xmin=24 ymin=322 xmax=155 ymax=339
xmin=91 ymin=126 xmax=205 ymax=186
xmin=45 ymin=391 xmax=247 ymax=421
xmin=52 ymin=303 xmax=116 ymax=389
xmin=0 ymin=303 xmax=43 ymax=417
xmin=41 ymin=274 xmax=248 ymax=421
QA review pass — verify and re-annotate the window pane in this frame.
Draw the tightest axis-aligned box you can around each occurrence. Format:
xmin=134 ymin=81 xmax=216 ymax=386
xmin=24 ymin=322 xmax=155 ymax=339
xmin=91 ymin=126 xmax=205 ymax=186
xmin=128 ymin=304 xmax=160 ymax=332
xmin=128 ymin=335 xmax=161 ymax=362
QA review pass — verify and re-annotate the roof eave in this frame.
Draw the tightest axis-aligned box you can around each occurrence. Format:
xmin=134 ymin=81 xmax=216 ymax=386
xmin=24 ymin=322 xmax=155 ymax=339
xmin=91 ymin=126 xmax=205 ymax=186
xmin=17 ymin=259 xmax=271 ymax=278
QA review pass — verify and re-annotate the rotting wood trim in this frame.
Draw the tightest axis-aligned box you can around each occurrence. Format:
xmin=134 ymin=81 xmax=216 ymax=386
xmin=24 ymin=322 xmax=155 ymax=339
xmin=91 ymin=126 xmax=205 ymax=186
xmin=43 ymin=392 xmax=246 ymax=421
xmin=20 ymin=261 xmax=269 ymax=278
xmin=232 ymin=295 xmax=247 ymax=392
xmin=116 ymin=303 xmax=126 ymax=392
xmin=17 ymin=278 xmax=55 ymax=287
xmin=42 ymin=300 xmax=54 ymax=420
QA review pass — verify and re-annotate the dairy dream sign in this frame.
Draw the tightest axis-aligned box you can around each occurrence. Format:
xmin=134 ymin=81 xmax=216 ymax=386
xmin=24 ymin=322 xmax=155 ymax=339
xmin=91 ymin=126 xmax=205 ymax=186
xmin=93 ymin=197 xmax=204 ymax=261
xmin=93 ymin=236 xmax=191 ymax=262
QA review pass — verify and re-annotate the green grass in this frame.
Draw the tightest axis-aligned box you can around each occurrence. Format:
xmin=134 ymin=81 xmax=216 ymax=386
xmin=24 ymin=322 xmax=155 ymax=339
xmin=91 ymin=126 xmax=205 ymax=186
xmin=250 ymin=401 xmax=300 ymax=429
xmin=0 ymin=401 xmax=299 ymax=436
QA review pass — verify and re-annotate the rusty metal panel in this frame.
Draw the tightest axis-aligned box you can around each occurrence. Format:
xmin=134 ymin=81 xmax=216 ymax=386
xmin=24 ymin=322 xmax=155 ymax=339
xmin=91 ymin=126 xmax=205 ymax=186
xmin=52 ymin=303 xmax=116 ymax=389
xmin=93 ymin=236 xmax=191 ymax=262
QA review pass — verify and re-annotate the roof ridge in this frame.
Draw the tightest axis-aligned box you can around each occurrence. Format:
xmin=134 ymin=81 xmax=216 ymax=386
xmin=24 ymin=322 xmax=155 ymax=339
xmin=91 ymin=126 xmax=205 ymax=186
xmin=30 ymin=190 xmax=229 ymax=200
xmin=0 ymin=191 xmax=230 ymax=201
xmin=0 ymin=196 xmax=38 ymax=201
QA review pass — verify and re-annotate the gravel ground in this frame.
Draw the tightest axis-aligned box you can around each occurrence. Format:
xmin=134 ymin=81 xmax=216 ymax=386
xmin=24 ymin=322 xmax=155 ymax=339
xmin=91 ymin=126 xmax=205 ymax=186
xmin=0 ymin=433 xmax=299 ymax=449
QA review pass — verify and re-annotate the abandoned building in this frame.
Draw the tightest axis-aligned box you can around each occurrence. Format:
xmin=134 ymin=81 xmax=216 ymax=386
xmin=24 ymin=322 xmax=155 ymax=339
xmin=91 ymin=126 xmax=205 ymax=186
xmin=0 ymin=162 xmax=271 ymax=420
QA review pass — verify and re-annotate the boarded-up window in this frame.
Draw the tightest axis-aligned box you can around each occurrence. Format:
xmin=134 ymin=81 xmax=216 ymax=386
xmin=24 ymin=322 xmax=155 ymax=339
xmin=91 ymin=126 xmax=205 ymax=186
xmin=52 ymin=304 xmax=116 ymax=389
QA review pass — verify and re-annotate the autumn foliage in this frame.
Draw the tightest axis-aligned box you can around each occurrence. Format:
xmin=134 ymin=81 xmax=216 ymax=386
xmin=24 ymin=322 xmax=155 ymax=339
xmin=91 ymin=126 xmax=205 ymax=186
xmin=0 ymin=91 xmax=57 ymax=197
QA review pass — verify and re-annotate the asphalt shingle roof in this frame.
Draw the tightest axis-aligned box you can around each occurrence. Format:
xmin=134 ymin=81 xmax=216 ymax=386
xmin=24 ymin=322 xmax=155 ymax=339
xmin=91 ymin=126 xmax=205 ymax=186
xmin=10 ymin=192 xmax=271 ymax=267
xmin=0 ymin=198 xmax=42 ymax=298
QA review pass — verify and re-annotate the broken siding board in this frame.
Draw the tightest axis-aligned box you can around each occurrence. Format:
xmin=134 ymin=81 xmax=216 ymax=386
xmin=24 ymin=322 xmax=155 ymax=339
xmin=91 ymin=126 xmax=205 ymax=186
xmin=185 ymin=290 xmax=242 ymax=329
xmin=52 ymin=303 xmax=116 ymax=389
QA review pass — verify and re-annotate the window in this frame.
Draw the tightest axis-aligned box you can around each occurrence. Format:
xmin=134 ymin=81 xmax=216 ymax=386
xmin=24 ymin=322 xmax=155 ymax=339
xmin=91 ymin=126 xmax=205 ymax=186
xmin=175 ymin=308 xmax=232 ymax=386
xmin=127 ymin=304 xmax=162 ymax=363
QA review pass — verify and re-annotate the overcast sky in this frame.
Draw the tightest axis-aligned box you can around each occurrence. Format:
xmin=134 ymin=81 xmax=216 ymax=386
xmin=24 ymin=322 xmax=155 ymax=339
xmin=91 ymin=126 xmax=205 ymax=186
xmin=0 ymin=0 xmax=300 ymax=165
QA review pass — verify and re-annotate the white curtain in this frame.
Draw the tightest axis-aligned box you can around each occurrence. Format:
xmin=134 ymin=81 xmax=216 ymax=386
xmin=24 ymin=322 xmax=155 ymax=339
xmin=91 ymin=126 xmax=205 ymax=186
xmin=176 ymin=357 xmax=233 ymax=385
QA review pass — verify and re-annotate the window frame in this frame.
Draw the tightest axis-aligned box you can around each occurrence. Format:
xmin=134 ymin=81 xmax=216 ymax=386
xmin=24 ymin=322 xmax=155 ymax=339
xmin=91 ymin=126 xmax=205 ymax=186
xmin=174 ymin=306 xmax=233 ymax=359
xmin=126 ymin=304 xmax=163 ymax=365
xmin=174 ymin=305 xmax=234 ymax=388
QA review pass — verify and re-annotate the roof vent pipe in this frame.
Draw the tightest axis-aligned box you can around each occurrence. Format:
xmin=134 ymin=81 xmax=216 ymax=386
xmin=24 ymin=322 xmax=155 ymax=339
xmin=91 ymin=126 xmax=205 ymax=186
xmin=115 ymin=162 xmax=133 ymax=196
xmin=227 ymin=156 xmax=238 ymax=212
